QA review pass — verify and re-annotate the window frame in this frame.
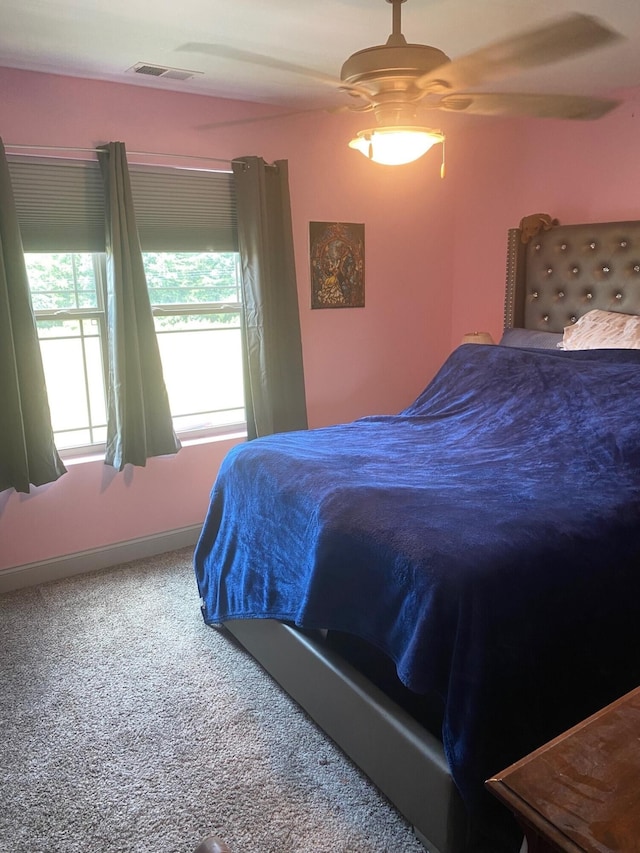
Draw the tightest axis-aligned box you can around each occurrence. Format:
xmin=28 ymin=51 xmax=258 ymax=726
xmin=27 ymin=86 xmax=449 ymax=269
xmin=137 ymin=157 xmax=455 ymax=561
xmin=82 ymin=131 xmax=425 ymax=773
xmin=28 ymin=252 xmax=109 ymax=456
xmin=145 ymin=250 xmax=246 ymax=442
xmin=28 ymin=249 xmax=246 ymax=459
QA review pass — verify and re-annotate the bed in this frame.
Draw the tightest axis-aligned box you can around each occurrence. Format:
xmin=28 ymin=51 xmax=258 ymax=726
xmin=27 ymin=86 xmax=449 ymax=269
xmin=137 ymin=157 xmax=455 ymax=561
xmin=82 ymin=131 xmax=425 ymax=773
xmin=194 ymin=217 xmax=640 ymax=853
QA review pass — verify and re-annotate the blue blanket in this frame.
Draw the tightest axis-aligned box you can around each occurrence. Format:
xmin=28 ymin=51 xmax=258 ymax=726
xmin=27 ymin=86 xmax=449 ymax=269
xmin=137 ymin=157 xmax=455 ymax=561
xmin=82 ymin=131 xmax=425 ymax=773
xmin=194 ymin=344 xmax=640 ymax=845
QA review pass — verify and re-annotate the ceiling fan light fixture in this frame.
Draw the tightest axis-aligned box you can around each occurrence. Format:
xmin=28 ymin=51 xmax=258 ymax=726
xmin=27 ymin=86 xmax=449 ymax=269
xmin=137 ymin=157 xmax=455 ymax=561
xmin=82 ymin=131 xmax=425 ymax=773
xmin=348 ymin=126 xmax=444 ymax=166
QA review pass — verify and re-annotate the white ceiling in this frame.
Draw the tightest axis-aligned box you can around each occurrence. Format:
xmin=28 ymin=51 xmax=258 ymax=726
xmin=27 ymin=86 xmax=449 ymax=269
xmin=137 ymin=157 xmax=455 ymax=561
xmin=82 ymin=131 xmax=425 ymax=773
xmin=2 ymin=0 xmax=640 ymax=112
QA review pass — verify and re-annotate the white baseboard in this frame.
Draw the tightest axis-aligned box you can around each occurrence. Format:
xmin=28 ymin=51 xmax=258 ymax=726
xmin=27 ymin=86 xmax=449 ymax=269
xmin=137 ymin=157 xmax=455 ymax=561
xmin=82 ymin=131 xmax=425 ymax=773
xmin=0 ymin=524 xmax=202 ymax=594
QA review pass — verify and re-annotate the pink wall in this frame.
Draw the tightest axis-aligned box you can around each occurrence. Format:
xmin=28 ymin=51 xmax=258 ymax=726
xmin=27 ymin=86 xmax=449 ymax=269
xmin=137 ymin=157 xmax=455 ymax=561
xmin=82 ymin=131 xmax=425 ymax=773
xmin=0 ymin=67 xmax=456 ymax=571
xmin=0 ymin=438 xmax=241 ymax=568
xmin=448 ymin=90 xmax=640 ymax=343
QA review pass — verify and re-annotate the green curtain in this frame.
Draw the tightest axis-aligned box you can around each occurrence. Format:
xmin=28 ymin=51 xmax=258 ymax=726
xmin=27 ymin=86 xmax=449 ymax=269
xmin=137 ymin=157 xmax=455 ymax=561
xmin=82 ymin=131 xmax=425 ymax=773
xmin=0 ymin=138 xmax=67 ymax=494
xmin=232 ymin=157 xmax=307 ymax=439
xmin=98 ymin=142 xmax=180 ymax=470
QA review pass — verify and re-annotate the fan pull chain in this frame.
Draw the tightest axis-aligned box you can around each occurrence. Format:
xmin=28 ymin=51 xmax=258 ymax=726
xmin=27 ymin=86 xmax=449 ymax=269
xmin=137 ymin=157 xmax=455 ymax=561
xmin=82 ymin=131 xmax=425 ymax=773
xmin=440 ymin=139 xmax=446 ymax=179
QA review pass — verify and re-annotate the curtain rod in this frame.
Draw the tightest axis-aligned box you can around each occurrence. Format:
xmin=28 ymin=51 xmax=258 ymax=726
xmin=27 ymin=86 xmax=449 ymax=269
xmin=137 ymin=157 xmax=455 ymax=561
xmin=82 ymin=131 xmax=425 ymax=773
xmin=3 ymin=143 xmax=236 ymax=170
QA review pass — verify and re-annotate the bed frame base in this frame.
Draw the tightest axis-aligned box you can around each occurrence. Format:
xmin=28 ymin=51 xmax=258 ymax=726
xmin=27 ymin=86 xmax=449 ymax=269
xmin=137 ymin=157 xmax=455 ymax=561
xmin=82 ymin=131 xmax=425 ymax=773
xmin=224 ymin=618 xmax=469 ymax=853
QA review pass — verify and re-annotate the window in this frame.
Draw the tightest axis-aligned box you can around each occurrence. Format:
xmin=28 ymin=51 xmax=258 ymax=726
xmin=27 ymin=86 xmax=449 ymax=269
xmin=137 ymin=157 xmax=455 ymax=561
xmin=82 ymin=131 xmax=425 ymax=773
xmin=11 ymin=155 xmax=242 ymax=455
xmin=145 ymin=252 xmax=244 ymax=437
xmin=27 ymin=253 xmax=108 ymax=450
xmin=26 ymin=251 xmax=244 ymax=453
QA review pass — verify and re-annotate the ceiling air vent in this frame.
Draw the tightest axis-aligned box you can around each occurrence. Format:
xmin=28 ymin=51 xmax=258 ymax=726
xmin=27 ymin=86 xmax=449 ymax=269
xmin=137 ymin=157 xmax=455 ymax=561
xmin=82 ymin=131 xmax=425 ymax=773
xmin=127 ymin=62 xmax=203 ymax=81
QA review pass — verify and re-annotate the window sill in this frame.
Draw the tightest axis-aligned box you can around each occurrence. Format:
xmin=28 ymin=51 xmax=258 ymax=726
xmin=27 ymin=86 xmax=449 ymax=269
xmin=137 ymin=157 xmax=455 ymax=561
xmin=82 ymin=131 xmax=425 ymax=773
xmin=61 ymin=426 xmax=247 ymax=467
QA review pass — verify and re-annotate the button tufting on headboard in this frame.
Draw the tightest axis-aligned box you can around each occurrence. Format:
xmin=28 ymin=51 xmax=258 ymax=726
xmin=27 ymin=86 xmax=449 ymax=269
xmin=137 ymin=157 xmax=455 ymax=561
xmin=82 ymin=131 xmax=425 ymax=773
xmin=504 ymin=219 xmax=640 ymax=332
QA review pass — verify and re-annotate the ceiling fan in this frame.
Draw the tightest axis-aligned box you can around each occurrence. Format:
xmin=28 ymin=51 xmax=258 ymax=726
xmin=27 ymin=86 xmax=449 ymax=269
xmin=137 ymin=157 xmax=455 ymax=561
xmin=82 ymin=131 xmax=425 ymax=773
xmin=181 ymin=0 xmax=623 ymax=165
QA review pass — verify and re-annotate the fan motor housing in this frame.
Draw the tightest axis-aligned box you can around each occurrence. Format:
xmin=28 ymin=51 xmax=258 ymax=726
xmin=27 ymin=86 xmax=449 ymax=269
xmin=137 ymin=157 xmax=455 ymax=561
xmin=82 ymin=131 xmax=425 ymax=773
xmin=340 ymin=43 xmax=450 ymax=86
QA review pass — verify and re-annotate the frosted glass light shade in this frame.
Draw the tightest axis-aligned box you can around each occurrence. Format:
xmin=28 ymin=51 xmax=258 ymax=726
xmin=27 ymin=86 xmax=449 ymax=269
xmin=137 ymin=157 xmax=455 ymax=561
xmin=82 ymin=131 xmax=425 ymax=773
xmin=348 ymin=126 xmax=445 ymax=166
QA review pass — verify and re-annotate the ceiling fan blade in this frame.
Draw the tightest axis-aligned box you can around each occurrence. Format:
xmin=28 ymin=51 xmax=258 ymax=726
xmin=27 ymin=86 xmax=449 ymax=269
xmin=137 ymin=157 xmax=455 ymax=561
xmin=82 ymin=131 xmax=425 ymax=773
xmin=197 ymin=104 xmax=357 ymax=132
xmin=179 ymin=42 xmax=372 ymax=100
xmin=438 ymin=92 xmax=620 ymax=120
xmin=198 ymin=109 xmax=314 ymax=131
xmin=416 ymin=13 xmax=622 ymax=94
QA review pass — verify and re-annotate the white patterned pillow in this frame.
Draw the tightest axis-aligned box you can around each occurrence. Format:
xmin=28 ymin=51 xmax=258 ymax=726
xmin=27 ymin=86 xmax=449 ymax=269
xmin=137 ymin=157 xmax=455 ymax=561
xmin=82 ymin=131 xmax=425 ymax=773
xmin=563 ymin=309 xmax=640 ymax=350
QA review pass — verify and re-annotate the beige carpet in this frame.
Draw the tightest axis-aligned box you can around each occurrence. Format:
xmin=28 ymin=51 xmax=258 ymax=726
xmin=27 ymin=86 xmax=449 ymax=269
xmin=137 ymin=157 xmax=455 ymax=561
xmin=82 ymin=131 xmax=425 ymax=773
xmin=0 ymin=548 xmax=426 ymax=853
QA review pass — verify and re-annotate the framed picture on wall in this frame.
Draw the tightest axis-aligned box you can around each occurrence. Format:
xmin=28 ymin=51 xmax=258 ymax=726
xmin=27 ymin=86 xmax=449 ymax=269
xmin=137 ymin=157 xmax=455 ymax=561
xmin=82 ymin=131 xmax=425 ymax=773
xmin=309 ymin=221 xmax=365 ymax=309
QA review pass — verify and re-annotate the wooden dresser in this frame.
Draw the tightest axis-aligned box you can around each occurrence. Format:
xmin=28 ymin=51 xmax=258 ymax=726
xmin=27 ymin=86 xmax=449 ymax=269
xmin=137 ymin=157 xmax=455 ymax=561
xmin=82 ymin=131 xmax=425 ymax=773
xmin=486 ymin=686 xmax=640 ymax=852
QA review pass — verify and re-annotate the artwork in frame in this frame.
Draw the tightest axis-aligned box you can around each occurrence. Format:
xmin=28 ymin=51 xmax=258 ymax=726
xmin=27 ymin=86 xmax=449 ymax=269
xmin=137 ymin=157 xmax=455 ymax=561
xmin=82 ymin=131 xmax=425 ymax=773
xmin=310 ymin=221 xmax=365 ymax=309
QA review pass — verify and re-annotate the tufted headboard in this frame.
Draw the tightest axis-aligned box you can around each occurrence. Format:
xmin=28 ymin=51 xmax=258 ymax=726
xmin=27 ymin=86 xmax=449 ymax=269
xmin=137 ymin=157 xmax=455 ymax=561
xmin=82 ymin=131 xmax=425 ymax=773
xmin=504 ymin=219 xmax=640 ymax=333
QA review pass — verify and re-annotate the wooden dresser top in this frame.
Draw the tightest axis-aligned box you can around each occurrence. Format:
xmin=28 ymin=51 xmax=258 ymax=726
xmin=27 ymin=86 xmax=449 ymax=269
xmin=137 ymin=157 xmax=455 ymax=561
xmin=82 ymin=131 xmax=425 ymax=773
xmin=487 ymin=686 xmax=640 ymax=852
